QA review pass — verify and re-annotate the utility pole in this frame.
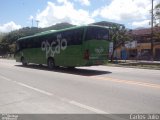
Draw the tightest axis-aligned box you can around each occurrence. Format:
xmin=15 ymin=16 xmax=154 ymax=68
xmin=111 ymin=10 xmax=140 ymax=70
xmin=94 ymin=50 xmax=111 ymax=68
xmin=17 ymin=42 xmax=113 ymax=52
xmin=30 ymin=16 xmax=34 ymax=28
xmin=36 ymin=20 xmax=39 ymax=28
xmin=151 ymin=0 xmax=154 ymax=60
xmin=32 ymin=18 xmax=33 ymax=27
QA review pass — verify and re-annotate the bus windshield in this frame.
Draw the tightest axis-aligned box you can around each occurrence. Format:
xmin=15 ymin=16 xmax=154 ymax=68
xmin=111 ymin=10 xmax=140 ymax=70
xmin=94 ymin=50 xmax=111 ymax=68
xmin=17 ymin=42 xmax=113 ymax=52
xmin=86 ymin=27 xmax=109 ymax=41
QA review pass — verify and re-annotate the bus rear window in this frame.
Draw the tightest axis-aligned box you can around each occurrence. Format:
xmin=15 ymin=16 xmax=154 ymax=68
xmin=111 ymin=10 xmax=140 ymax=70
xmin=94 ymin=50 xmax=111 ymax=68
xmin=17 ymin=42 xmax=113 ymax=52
xmin=86 ymin=27 xmax=109 ymax=41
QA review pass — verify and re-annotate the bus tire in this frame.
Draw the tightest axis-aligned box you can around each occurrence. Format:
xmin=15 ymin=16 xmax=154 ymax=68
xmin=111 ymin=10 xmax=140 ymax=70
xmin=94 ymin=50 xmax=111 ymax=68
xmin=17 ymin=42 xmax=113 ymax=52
xmin=68 ymin=67 xmax=75 ymax=69
xmin=39 ymin=64 xmax=43 ymax=67
xmin=47 ymin=58 xmax=55 ymax=69
xmin=21 ymin=57 xmax=28 ymax=66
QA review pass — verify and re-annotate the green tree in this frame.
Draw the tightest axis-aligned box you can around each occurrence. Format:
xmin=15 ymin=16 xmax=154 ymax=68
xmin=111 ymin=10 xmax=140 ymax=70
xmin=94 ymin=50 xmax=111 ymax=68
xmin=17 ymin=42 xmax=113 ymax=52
xmin=109 ymin=25 xmax=132 ymax=62
xmin=0 ymin=22 xmax=74 ymax=56
xmin=153 ymin=3 xmax=160 ymax=44
xmin=0 ymin=43 xmax=9 ymax=56
xmin=154 ymin=3 xmax=160 ymax=26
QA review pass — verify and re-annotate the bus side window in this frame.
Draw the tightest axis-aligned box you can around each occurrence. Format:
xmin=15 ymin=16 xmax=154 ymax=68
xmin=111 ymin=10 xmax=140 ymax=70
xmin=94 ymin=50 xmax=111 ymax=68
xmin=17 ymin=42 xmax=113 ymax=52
xmin=86 ymin=27 xmax=94 ymax=41
xmin=75 ymin=29 xmax=83 ymax=44
xmin=86 ymin=27 xmax=109 ymax=41
xmin=26 ymin=40 xmax=32 ymax=48
xmin=65 ymin=29 xmax=83 ymax=45
xmin=48 ymin=33 xmax=58 ymax=47
xmin=97 ymin=29 xmax=109 ymax=40
xmin=39 ymin=36 xmax=46 ymax=47
xmin=33 ymin=37 xmax=41 ymax=48
xmin=21 ymin=40 xmax=26 ymax=49
xmin=77 ymin=29 xmax=84 ymax=44
xmin=69 ymin=30 xmax=75 ymax=45
xmin=63 ymin=31 xmax=71 ymax=45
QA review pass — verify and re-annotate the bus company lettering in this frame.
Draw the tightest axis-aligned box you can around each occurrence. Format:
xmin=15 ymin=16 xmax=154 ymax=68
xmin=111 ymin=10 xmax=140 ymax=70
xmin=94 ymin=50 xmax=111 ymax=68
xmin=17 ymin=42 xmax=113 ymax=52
xmin=95 ymin=47 xmax=104 ymax=54
xmin=41 ymin=34 xmax=67 ymax=58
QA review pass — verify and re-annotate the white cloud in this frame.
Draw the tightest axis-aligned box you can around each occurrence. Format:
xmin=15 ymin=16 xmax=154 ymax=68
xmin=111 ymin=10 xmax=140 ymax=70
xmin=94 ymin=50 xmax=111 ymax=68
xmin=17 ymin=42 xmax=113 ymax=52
xmin=57 ymin=0 xmax=68 ymax=4
xmin=0 ymin=21 xmax=22 ymax=33
xmin=75 ymin=0 xmax=90 ymax=6
xmin=132 ymin=20 xmax=150 ymax=27
xmin=91 ymin=0 xmax=160 ymax=28
xmin=29 ymin=15 xmax=34 ymax=20
xmin=36 ymin=1 xmax=94 ymax=27
xmin=91 ymin=9 xmax=100 ymax=18
xmin=93 ymin=0 xmax=151 ymax=21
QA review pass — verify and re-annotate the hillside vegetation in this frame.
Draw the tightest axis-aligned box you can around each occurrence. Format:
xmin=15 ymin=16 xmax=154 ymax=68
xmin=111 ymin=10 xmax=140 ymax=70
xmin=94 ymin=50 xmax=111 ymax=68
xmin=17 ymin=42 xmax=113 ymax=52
xmin=0 ymin=23 xmax=74 ymax=55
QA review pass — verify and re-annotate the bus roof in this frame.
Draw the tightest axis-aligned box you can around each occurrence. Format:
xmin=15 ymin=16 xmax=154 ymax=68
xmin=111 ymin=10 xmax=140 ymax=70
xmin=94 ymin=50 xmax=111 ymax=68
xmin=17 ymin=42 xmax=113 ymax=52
xmin=17 ymin=25 xmax=108 ymax=41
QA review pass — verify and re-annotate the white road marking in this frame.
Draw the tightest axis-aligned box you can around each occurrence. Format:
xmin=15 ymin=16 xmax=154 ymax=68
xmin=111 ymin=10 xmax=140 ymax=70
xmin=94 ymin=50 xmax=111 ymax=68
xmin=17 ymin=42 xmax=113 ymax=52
xmin=69 ymin=101 xmax=128 ymax=120
xmin=0 ymin=75 xmax=12 ymax=82
xmin=69 ymin=100 xmax=107 ymax=114
xmin=0 ymin=74 xmax=109 ymax=114
xmin=0 ymin=74 xmax=53 ymax=96
xmin=17 ymin=82 xmax=53 ymax=96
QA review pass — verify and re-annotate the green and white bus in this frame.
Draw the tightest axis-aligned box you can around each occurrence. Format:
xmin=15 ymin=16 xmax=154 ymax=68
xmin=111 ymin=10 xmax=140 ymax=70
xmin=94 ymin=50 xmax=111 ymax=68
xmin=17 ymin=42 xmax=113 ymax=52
xmin=15 ymin=25 xmax=109 ymax=69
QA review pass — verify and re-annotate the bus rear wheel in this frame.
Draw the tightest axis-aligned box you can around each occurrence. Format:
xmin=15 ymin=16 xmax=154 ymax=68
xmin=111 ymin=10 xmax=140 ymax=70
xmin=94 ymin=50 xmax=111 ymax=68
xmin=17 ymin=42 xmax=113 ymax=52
xmin=47 ymin=58 xmax=55 ymax=69
xmin=21 ymin=57 xmax=28 ymax=66
xmin=68 ymin=67 xmax=75 ymax=69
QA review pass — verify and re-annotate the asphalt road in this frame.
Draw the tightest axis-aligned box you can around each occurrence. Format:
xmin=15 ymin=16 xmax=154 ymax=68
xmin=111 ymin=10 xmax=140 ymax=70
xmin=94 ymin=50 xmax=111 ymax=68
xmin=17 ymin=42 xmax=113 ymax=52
xmin=0 ymin=59 xmax=160 ymax=115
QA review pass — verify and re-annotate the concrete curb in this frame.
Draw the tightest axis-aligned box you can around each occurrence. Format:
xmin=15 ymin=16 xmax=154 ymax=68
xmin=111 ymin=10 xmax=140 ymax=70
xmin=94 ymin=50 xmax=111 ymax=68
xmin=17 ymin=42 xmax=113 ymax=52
xmin=107 ymin=62 xmax=160 ymax=70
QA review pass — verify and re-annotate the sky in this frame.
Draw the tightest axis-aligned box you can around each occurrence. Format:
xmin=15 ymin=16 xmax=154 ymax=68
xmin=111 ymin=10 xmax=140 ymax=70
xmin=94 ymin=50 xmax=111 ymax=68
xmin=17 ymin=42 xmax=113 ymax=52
xmin=0 ymin=0 xmax=159 ymax=32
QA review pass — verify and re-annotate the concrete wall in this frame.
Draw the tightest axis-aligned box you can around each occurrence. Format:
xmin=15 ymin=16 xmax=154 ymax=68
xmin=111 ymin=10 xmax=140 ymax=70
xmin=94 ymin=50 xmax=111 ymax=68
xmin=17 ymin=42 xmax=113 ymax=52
xmin=115 ymin=42 xmax=160 ymax=60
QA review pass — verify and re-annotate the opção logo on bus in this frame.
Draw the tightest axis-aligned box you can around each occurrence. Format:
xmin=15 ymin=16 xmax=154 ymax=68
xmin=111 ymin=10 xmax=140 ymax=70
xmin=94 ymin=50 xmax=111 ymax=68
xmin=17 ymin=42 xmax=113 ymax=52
xmin=95 ymin=47 xmax=104 ymax=54
xmin=41 ymin=34 xmax=67 ymax=58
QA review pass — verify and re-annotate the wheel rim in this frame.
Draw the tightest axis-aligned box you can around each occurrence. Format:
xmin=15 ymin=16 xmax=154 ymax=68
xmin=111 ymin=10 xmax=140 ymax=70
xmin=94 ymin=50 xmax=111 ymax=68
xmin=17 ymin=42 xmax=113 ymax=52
xmin=22 ymin=58 xmax=27 ymax=66
xmin=48 ymin=59 xmax=54 ymax=69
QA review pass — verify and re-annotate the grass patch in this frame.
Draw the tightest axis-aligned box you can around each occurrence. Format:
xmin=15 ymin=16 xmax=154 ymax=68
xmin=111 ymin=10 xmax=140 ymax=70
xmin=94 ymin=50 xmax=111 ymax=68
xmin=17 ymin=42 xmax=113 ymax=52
xmin=107 ymin=60 xmax=160 ymax=70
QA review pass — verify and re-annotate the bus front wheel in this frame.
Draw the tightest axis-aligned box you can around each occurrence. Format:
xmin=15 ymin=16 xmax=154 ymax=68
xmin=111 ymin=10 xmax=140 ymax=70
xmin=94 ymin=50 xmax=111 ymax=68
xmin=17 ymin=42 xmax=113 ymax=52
xmin=47 ymin=58 xmax=55 ymax=69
